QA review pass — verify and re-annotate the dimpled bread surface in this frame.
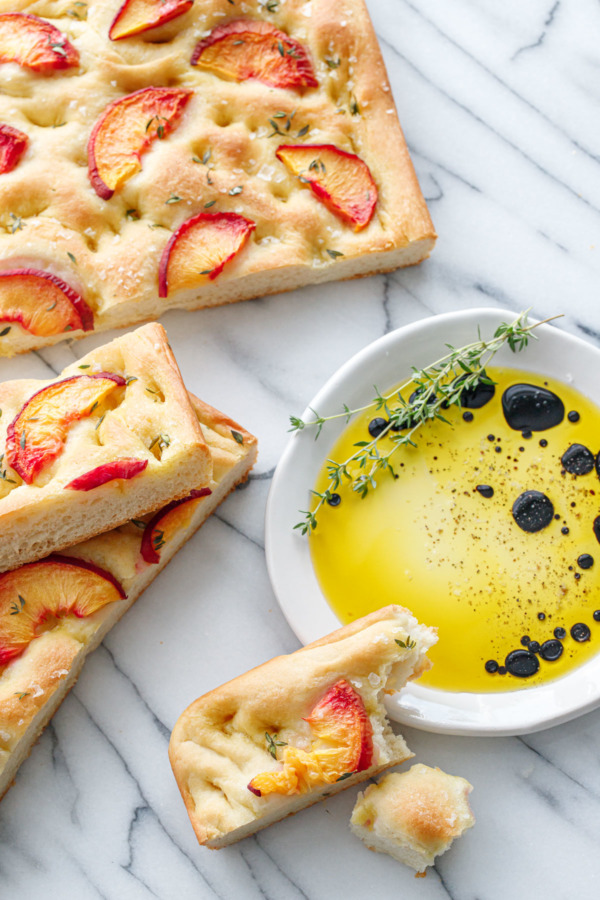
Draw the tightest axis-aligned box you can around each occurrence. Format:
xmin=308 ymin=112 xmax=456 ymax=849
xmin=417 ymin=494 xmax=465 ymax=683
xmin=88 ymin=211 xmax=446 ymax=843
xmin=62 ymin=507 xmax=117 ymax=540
xmin=0 ymin=322 xmax=211 ymax=572
xmin=0 ymin=394 xmax=257 ymax=800
xmin=0 ymin=0 xmax=435 ymax=355
xmin=169 ymin=605 xmax=437 ymax=848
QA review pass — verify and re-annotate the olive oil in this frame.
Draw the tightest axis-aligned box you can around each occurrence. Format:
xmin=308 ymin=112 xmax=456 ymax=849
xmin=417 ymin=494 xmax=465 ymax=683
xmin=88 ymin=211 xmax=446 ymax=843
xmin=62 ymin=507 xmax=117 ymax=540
xmin=309 ymin=367 xmax=600 ymax=692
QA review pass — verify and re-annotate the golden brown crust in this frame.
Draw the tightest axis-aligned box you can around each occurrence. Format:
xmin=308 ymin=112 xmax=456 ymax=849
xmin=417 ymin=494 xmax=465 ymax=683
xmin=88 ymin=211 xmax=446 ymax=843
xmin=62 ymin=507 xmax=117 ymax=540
xmin=350 ymin=765 xmax=475 ymax=871
xmin=0 ymin=323 xmax=210 ymax=572
xmin=169 ymin=605 xmax=437 ymax=848
xmin=0 ymin=0 xmax=435 ymax=356
xmin=0 ymin=393 xmax=257 ymax=800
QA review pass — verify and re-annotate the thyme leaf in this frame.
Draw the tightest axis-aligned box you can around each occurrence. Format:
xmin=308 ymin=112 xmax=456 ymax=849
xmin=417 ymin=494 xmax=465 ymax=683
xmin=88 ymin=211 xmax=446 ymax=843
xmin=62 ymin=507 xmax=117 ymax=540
xmin=265 ymin=732 xmax=287 ymax=759
xmin=395 ymin=637 xmax=416 ymax=650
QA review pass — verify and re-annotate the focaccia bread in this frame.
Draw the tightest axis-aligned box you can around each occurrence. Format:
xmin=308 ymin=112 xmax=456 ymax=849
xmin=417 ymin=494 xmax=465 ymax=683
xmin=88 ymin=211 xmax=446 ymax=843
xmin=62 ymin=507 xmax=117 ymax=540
xmin=350 ymin=764 xmax=475 ymax=872
xmin=0 ymin=0 xmax=435 ymax=356
xmin=169 ymin=605 xmax=437 ymax=848
xmin=0 ymin=394 xmax=257 ymax=801
xmin=0 ymin=322 xmax=210 ymax=572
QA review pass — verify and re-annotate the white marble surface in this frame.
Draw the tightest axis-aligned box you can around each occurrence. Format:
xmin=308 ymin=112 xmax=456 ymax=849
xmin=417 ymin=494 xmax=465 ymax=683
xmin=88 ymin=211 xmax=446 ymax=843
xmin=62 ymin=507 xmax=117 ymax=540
xmin=2 ymin=1 xmax=600 ymax=897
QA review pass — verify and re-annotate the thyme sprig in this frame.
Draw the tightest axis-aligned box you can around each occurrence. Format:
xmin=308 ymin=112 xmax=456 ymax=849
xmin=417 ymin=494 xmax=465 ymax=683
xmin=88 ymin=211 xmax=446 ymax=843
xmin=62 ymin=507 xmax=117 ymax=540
xmin=292 ymin=311 xmax=561 ymax=534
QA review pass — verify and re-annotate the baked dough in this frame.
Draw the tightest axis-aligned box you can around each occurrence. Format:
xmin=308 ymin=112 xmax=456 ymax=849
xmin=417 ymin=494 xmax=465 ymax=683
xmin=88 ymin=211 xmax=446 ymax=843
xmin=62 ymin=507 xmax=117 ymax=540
xmin=0 ymin=322 xmax=210 ymax=572
xmin=0 ymin=0 xmax=435 ymax=356
xmin=350 ymin=764 xmax=475 ymax=872
xmin=0 ymin=393 xmax=257 ymax=800
xmin=169 ymin=605 xmax=437 ymax=848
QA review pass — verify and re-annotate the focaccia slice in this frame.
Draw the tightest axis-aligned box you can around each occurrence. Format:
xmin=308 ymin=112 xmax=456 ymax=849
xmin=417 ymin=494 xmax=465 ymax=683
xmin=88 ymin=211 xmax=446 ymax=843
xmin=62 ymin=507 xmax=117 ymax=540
xmin=0 ymin=396 xmax=257 ymax=800
xmin=169 ymin=605 xmax=437 ymax=848
xmin=0 ymin=322 xmax=210 ymax=572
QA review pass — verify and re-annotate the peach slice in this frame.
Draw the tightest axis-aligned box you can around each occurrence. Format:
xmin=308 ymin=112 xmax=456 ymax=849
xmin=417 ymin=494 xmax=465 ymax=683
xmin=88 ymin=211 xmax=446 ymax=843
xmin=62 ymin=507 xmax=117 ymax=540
xmin=0 ymin=269 xmax=94 ymax=337
xmin=276 ymin=144 xmax=377 ymax=231
xmin=88 ymin=87 xmax=192 ymax=200
xmin=140 ymin=487 xmax=212 ymax=563
xmin=191 ymin=20 xmax=318 ymax=90
xmin=65 ymin=458 xmax=148 ymax=491
xmin=0 ymin=13 xmax=79 ymax=72
xmin=6 ymin=373 xmax=126 ymax=484
xmin=0 ymin=555 xmax=126 ymax=665
xmin=248 ymin=680 xmax=373 ymax=796
xmin=158 ymin=212 xmax=255 ymax=298
xmin=0 ymin=124 xmax=28 ymax=175
xmin=109 ymin=0 xmax=194 ymax=40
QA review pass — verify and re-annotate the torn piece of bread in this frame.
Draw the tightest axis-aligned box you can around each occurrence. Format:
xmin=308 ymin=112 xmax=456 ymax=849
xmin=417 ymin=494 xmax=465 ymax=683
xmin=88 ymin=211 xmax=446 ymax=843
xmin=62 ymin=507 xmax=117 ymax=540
xmin=350 ymin=764 xmax=475 ymax=872
xmin=0 ymin=323 xmax=210 ymax=573
xmin=169 ymin=605 xmax=437 ymax=848
xmin=0 ymin=396 xmax=257 ymax=801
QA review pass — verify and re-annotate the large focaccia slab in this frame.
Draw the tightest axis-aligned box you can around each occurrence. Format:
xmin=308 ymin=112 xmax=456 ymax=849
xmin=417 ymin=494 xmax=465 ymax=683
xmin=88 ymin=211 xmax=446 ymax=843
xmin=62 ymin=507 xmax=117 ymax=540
xmin=0 ymin=0 xmax=435 ymax=356
xmin=0 ymin=395 xmax=257 ymax=800
xmin=0 ymin=323 xmax=210 ymax=571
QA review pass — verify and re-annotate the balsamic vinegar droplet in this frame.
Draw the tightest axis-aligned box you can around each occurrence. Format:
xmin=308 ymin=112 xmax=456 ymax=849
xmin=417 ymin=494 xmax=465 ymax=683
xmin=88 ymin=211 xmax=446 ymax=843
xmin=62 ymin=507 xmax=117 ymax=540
xmin=561 ymin=444 xmax=595 ymax=476
xmin=505 ymin=649 xmax=540 ymax=678
xmin=457 ymin=377 xmax=495 ymax=409
xmin=512 ymin=491 xmax=554 ymax=533
xmin=502 ymin=383 xmax=565 ymax=432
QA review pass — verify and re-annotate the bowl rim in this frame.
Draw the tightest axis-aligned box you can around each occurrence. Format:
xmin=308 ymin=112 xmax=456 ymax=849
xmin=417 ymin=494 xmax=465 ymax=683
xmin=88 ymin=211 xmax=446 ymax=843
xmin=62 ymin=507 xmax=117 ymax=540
xmin=265 ymin=307 xmax=600 ymax=736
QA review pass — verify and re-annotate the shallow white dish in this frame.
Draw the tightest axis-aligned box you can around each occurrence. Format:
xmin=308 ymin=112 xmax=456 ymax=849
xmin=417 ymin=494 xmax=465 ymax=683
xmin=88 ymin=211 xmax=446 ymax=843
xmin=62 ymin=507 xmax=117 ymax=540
xmin=265 ymin=307 xmax=600 ymax=736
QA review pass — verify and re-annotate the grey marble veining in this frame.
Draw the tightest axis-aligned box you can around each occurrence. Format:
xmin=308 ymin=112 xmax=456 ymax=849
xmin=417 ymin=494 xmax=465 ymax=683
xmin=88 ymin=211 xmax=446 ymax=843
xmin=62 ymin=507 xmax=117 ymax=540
xmin=2 ymin=1 xmax=600 ymax=898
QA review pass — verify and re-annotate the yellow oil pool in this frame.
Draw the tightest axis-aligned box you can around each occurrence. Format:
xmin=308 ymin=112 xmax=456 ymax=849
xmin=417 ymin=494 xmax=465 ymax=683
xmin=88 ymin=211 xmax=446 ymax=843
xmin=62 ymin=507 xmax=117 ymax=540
xmin=309 ymin=367 xmax=600 ymax=692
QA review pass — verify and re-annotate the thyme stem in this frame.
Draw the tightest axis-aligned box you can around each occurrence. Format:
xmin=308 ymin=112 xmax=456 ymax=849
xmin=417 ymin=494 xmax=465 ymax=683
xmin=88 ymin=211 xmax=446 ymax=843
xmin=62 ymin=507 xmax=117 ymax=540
xmin=292 ymin=311 xmax=562 ymax=534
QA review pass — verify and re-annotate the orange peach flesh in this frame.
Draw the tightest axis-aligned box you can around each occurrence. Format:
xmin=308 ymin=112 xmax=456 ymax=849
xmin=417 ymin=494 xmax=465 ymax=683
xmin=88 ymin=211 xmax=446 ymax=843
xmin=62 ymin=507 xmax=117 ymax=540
xmin=109 ymin=0 xmax=193 ymax=40
xmin=141 ymin=493 xmax=205 ymax=563
xmin=88 ymin=87 xmax=191 ymax=198
xmin=5 ymin=374 xmax=124 ymax=484
xmin=249 ymin=680 xmax=373 ymax=796
xmin=0 ymin=13 xmax=79 ymax=72
xmin=192 ymin=20 xmax=318 ymax=90
xmin=276 ymin=145 xmax=378 ymax=231
xmin=0 ymin=557 xmax=125 ymax=665
xmin=159 ymin=212 xmax=255 ymax=297
xmin=0 ymin=271 xmax=92 ymax=336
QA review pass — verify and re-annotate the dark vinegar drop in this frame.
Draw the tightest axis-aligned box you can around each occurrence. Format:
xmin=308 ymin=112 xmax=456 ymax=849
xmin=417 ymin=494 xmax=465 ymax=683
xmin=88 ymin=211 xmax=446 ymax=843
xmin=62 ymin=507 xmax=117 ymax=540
xmin=485 ymin=660 xmax=499 ymax=673
xmin=512 ymin=491 xmax=554 ymax=533
xmin=502 ymin=383 xmax=565 ymax=432
xmin=577 ymin=554 xmax=594 ymax=570
xmin=561 ymin=444 xmax=595 ymax=476
xmin=594 ymin=517 xmax=600 ymax=545
xmin=327 ymin=493 xmax=341 ymax=507
xmin=571 ymin=623 xmax=591 ymax=642
xmin=457 ymin=376 xmax=496 ymax=409
xmin=368 ymin=417 xmax=388 ymax=438
xmin=505 ymin=649 xmax=540 ymax=678
xmin=568 ymin=410 xmax=580 ymax=423
xmin=540 ymin=639 xmax=563 ymax=662
xmin=476 ymin=485 xmax=494 ymax=498
xmin=462 ymin=411 xmax=474 ymax=422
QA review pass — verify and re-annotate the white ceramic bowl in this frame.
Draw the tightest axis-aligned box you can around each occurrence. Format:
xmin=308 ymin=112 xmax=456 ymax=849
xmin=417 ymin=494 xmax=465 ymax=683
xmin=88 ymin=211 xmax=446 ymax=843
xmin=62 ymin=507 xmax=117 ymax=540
xmin=265 ymin=307 xmax=600 ymax=736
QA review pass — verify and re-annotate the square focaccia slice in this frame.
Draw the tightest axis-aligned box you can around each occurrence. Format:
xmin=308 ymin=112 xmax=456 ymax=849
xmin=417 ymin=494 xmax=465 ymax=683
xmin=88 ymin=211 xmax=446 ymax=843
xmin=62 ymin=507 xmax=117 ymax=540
xmin=0 ymin=322 xmax=210 ymax=572
xmin=0 ymin=395 xmax=257 ymax=800
xmin=0 ymin=0 xmax=435 ymax=356
xmin=169 ymin=605 xmax=437 ymax=848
